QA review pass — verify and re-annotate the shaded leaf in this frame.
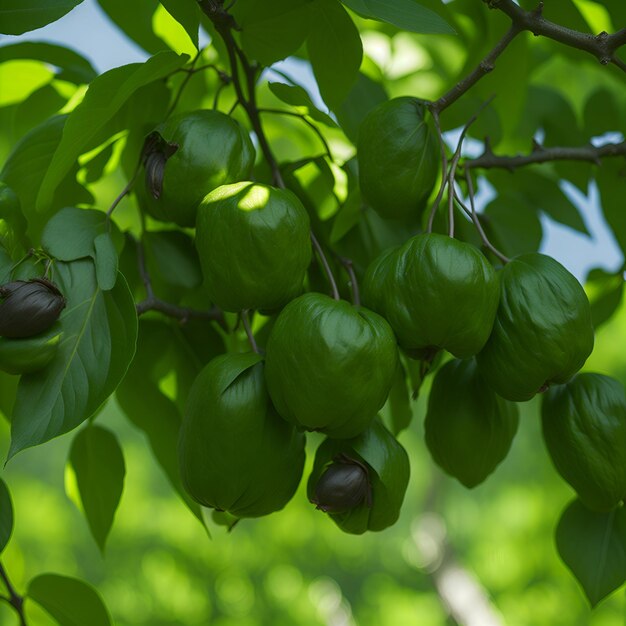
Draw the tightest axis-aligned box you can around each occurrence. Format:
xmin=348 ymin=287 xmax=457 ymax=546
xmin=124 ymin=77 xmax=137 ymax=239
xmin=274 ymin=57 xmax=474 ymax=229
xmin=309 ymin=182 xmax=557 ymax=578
xmin=307 ymin=0 xmax=363 ymax=110
xmin=0 ymin=478 xmax=12 ymax=554
xmin=8 ymin=261 xmax=138 ymax=459
xmin=93 ymin=233 xmax=118 ymax=291
xmin=585 ymin=268 xmax=624 ymax=330
xmin=37 ymin=51 xmax=188 ymax=212
xmin=268 ymin=82 xmax=337 ymax=127
xmin=341 ymin=0 xmax=454 ymax=34
xmin=0 ymin=0 xmax=85 ymax=35
xmin=143 ymin=230 xmax=202 ymax=290
xmin=596 ymin=159 xmax=626 ymax=256
xmin=556 ymin=499 xmax=626 ymax=607
xmin=28 ymin=574 xmax=112 ymax=626
xmin=383 ymin=360 xmax=413 ymax=436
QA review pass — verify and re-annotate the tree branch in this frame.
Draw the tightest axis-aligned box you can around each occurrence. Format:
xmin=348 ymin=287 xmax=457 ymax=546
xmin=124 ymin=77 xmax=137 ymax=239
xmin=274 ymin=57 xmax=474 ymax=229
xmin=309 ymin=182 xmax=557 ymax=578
xmin=484 ymin=0 xmax=626 ymax=70
xmin=0 ymin=562 xmax=27 ymax=626
xmin=466 ymin=140 xmax=626 ymax=170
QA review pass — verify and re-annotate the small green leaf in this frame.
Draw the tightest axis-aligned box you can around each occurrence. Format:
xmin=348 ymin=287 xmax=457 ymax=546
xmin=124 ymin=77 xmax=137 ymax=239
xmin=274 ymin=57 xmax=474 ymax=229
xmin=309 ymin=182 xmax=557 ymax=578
xmin=597 ymin=159 xmax=626 ymax=257
xmin=94 ymin=233 xmax=118 ymax=291
xmin=0 ymin=42 xmax=97 ymax=84
xmin=8 ymin=261 xmax=138 ymax=459
xmin=160 ymin=0 xmax=200 ymax=48
xmin=383 ymin=361 xmax=413 ymax=436
xmin=341 ymin=0 xmax=454 ymax=34
xmin=268 ymin=82 xmax=337 ymax=127
xmin=585 ymin=268 xmax=625 ymax=330
xmin=0 ymin=0 xmax=85 ymax=35
xmin=68 ymin=424 xmax=125 ymax=552
xmin=37 ymin=51 xmax=189 ymax=212
xmin=234 ymin=0 xmax=313 ymax=65
xmin=28 ymin=573 xmax=112 ymax=626
xmin=0 ymin=182 xmax=29 ymax=256
xmin=330 ymin=190 xmax=363 ymax=244
xmin=0 ymin=478 xmax=13 ymax=554
xmin=307 ymin=0 xmax=363 ymax=110
xmin=556 ymin=499 xmax=626 ymax=607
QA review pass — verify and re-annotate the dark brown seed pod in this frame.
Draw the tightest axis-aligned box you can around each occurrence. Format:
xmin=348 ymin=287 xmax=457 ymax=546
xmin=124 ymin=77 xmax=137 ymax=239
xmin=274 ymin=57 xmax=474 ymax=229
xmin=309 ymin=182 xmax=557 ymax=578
xmin=310 ymin=454 xmax=372 ymax=513
xmin=0 ymin=278 xmax=66 ymax=338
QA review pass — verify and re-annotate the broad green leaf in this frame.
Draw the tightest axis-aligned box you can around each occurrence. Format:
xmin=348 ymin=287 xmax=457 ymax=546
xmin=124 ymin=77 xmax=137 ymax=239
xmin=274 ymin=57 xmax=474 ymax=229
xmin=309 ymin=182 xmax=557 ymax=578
xmin=13 ymin=84 xmax=70 ymax=143
xmin=585 ymin=268 xmax=625 ymax=330
xmin=28 ymin=574 xmax=112 ymax=626
xmin=94 ymin=233 xmax=118 ymax=291
xmin=68 ymin=424 xmax=125 ymax=552
xmin=584 ymin=88 xmax=621 ymax=139
xmin=37 ymin=51 xmax=188 ymax=212
xmin=330 ymin=190 xmax=363 ymax=243
xmin=0 ymin=0 xmax=85 ymax=35
xmin=0 ymin=42 xmax=97 ymax=84
xmin=160 ymin=0 xmax=200 ymax=48
xmin=341 ymin=0 xmax=454 ymax=34
xmin=268 ymin=82 xmax=337 ymax=127
xmin=0 ymin=116 xmax=93 ymax=242
xmin=143 ymin=230 xmax=202 ymax=290
xmin=96 ymin=0 xmax=166 ymax=54
xmin=0 ymin=182 xmax=28 ymax=256
xmin=41 ymin=207 xmax=122 ymax=262
xmin=556 ymin=499 xmax=626 ymax=607
xmin=596 ymin=160 xmax=626 ymax=256
xmin=233 ymin=0 xmax=313 ymax=66
xmin=0 ymin=478 xmax=12 ymax=554
xmin=8 ymin=261 xmax=138 ymax=459
xmin=383 ymin=360 xmax=413 ymax=436
xmin=335 ymin=71 xmax=387 ymax=143
xmin=307 ymin=0 xmax=363 ymax=110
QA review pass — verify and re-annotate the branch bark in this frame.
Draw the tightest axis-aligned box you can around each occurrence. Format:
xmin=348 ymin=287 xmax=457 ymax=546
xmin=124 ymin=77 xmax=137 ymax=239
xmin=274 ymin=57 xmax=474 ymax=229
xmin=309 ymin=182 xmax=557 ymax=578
xmin=466 ymin=140 xmax=626 ymax=170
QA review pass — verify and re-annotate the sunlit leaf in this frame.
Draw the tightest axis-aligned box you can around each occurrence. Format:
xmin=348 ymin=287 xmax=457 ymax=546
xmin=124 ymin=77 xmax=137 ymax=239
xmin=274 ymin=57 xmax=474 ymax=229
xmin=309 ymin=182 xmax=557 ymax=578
xmin=0 ymin=0 xmax=85 ymax=35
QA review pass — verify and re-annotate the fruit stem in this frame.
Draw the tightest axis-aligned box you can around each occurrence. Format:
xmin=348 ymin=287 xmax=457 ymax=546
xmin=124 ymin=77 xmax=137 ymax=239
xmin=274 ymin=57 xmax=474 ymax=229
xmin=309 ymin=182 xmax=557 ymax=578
xmin=337 ymin=256 xmax=360 ymax=306
xmin=427 ymin=110 xmax=449 ymax=234
xmin=241 ymin=310 xmax=260 ymax=354
xmin=311 ymin=232 xmax=340 ymax=301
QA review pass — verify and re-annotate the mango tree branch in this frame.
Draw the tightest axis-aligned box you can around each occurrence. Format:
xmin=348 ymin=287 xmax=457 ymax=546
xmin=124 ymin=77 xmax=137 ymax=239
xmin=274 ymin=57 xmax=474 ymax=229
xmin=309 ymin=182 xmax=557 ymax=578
xmin=466 ymin=139 xmax=626 ymax=170
xmin=484 ymin=0 xmax=626 ymax=70
xmin=0 ymin=562 xmax=27 ymax=626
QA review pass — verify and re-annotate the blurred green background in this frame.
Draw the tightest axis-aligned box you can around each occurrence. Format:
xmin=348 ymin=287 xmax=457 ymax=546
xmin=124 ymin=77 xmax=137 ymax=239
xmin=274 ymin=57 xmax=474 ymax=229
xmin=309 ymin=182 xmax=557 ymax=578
xmin=1 ymin=294 xmax=625 ymax=626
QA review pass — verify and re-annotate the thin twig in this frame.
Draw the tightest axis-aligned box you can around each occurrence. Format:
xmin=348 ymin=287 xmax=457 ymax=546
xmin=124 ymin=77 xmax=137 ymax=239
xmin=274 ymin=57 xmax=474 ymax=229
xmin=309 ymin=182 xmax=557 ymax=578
xmin=0 ymin=563 xmax=27 ymax=626
xmin=259 ymin=108 xmax=334 ymax=161
xmin=241 ymin=309 xmax=260 ymax=353
xmin=166 ymin=51 xmax=202 ymax=119
xmin=427 ymin=110 xmax=449 ymax=233
xmin=311 ymin=232 xmax=340 ymax=301
xmin=338 ymin=256 xmax=360 ymax=306
xmin=466 ymin=140 xmax=626 ymax=170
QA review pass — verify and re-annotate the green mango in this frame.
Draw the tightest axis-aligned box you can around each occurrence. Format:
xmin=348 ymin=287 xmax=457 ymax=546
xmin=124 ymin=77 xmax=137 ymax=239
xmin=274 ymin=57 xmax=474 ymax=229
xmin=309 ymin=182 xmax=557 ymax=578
xmin=140 ymin=110 xmax=255 ymax=227
xmin=477 ymin=253 xmax=594 ymax=401
xmin=542 ymin=373 xmax=626 ymax=512
xmin=195 ymin=182 xmax=312 ymax=312
xmin=362 ymin=233 xmax=499 ymax=359
xmin=357 ymin=97 xmax=438 ymax=221
xmin=425 ymin=358 xmax=519 ymax=488
xmin=0 ymin=325 xmax=62 ymax=375
xmin=178 ymin=352 xmax=305 ymax=518
xmin=307 ymin=419 xmax=410 ymax=534
xmin=264 ymin=293 xmax=398 ymax=439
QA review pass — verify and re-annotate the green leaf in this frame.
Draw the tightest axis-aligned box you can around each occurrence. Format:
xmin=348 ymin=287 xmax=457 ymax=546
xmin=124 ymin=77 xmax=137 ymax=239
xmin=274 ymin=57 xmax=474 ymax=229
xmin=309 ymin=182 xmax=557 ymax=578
xmin=93 ymin=233 xmax=118 ymax=291
xmin=556 ymin=499 xmax=626 ymax=607
xmin=330 ymin=190 xmax=363 ymax=243
xmin=0 ymin=42 xmax=97 ymax=84
xmin=383 ymin=360 xmax=413 ymax=436
xmin=585 ymin=268 xmax=625 ymax=330
xmin=96 ymin=0 xmax=166 ymax=54
xmin=143 ymin=230 xmax=202 ymax=290
xmin=160 ymin=0 xmax=200 ymax=48
xmin=0 ymin=116 xmax=93 ymax=241
xmin=584 ymin=88 xmax=621 ymax=139
xmin=0 ymin=0 xmax=85 ymax=35
xmin=37 ymin=51 xmax=189 ymax=213
xmin=335 ymin=71 xmax=387 ymax=143
xmin=596 ymin=159 xmax=626 ymax=256
xmin=0 ymin=478 xmax=13 ymax=554
xmin=42 ymin=207 xmax=122 ymax=261
xmin=268 ymin=82 xmax=337 ymax=127
xmin=8 ymin=261 xmax=138 ymax=459
xmin=341 ymin=0 xmax=454 ymax=34
xmin=307 ymin=0 xmax=363 ymax=110
xmin=28 ymin=573 xmax=112 ymax=626
xmin=0 ymin=182 xmax=28 ymax=256
xmin=68 ymin=424 xmax=125 ymax=552
xmin=234 ymin=0 xmax=313 ymax=65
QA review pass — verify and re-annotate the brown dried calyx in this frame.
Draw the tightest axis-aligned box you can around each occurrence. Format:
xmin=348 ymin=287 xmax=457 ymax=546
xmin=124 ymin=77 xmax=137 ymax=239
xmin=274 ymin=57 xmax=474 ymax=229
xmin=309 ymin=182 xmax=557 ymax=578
xmin=142 ymin=131 xmax=179 ymax=200
xmin=311 ymin=454 xmax=372 ymax=513
xmin=0 ymin=278 xmax=66 ymax=338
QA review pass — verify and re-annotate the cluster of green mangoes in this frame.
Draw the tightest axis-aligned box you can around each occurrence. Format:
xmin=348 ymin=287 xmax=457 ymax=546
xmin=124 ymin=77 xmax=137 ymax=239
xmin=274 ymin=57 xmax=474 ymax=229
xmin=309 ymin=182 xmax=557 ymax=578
xmin=136 ymin=101 xmax=625 ymax=532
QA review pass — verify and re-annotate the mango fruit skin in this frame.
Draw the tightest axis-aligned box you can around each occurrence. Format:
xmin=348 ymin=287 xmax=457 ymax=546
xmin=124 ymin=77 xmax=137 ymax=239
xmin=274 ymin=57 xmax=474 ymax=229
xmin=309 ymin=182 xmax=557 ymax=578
xmin=178 ymin=352 xmax=305 ymax=518
xmin=0 ymin=325 xmax=62 ymax=375
xmin=358 ymin=97 xmax=438 ymax=221
xmin=425 ymin=358 xmax=519 ymax=488
xmin=307 ymin=419 xmax=410 ymax=534
xmin=477 ymin=253 xmax=594 ymax=401
xmin=362 ymin=233 xmax=499 ymax=359
xmin=195 ymin=182 xmax=311 ymax=312
xmin=142 ymin=110 xmax=255 ymax=227
xmin=264 ymin=293 xmax=398 ymax=439
xmin=542 ymin=373 xmax=626 ymax=512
